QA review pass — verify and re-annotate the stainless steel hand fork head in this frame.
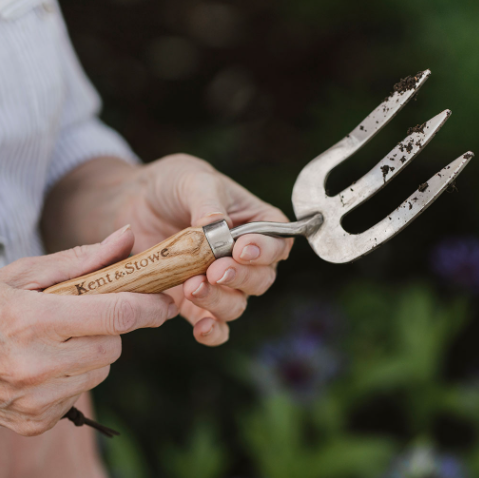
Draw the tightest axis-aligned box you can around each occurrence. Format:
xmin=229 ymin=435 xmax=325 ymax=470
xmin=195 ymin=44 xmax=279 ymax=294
xmin=230 ymin=70 xmax=473 ymax=263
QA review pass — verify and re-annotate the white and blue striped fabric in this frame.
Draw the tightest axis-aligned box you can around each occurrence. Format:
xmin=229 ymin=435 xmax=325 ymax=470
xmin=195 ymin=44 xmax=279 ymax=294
xmin=0 ymin=0 xmax=138 ymax=268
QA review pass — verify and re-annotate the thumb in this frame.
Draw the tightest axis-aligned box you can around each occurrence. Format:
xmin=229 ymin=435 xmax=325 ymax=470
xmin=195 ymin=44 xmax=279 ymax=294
xmin=6 ymin=225 xmax=134 ymax=290
xmin=188 ymin=173 xmax=233 ymax=228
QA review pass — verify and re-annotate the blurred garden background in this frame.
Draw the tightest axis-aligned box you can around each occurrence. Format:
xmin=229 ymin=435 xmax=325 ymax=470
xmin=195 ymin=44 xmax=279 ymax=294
xmin=60 ymin=0 xmax=479 ymax=476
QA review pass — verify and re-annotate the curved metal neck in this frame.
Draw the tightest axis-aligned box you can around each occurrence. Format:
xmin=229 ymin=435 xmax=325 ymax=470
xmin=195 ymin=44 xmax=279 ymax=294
xmin=230 ymin=213 xmax=323 ymax=240
xmin=203 ymin=214 xmax=323 ymax=259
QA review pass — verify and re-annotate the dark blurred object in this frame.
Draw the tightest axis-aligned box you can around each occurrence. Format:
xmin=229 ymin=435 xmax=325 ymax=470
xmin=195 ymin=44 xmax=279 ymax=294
xmin=431 ymin=236 xmax=479 ymax=294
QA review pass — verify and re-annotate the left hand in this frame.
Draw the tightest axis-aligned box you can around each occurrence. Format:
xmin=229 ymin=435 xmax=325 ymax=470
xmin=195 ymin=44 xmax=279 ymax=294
xmin=115 ymin=154 xmax=294 ymax=346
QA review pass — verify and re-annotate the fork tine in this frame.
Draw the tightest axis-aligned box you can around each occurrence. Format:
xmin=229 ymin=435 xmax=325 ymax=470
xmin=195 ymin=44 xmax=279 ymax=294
xmin=348 ymin=152 xmax=474 ymax=262
xmin=293 ymin=70 xmax=431 ymax=203
xmin=348 ymin=69 xmax=431 ymax=147
xmin=336 ymin=110 xmax=451 ymax=213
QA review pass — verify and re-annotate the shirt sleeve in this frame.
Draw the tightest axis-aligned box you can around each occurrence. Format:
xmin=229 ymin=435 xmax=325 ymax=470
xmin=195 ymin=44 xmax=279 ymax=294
xmin=46 ymin=9 xmax=140 ymax=192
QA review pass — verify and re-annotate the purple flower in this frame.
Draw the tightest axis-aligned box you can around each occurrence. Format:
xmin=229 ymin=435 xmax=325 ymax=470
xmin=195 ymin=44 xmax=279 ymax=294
xmin=383 ymin=445 xmax=468 ymax=478
xmin=252 ymin=333 xmax=341 ymax=401
xmin=431 ymin=236 xmax=479 ymax=293
xmin=250 ymin=299 xmax=343 ymax=401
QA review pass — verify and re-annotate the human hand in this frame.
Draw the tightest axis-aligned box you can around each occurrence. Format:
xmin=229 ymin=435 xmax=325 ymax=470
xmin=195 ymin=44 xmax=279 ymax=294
xmin=0 ymin=226 xmax=177 ymax=436
xmin=116 ymin=154 xmax=294 ymax=347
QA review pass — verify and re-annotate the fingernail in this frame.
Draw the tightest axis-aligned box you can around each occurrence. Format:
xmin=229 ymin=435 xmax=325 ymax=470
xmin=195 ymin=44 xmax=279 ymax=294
xmin=167 ymin=303 xmax=178 ymax=319
xmin=101 ymin=225 xmax=131 ymax=245
xmin=202 ymin=324 xmax=215 ymax=336
xmin=206 ymin=211 xmax=225 ymax=218
xmin=240 ymin=245 xmax=260 ymax=261
xmin=192 ymin=282 xmax=208 ymax=298
xmin=217 ymin=268 xmax=236 ymax=285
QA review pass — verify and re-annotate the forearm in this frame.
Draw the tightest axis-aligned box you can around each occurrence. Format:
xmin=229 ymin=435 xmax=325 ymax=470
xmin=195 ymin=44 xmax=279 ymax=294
xmin=41 ymin=157 xmax=139 ymax=252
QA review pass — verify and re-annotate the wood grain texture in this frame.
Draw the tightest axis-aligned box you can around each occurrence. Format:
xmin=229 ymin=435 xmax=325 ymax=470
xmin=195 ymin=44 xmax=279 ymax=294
xmin=44 ymin=227 xmax=215 ymax=296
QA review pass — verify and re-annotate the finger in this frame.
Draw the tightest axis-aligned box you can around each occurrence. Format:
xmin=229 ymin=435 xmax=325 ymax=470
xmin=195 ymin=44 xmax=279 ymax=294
xmin=14 ymin=367 xmax=110 ymax=420
xmin=15 ymin=336 xmax=122 ymax=382
xmin=193 ymin=317 xmax=230 ymax=347
xmin=185 ymin=171 xmax=233 ymax=228
xmin=206 ymin=257 xmax=277 ymax=296
xmin=8 ymin=395 xmax=80 ymax=437
xmin=183 ymin=275 xmax=247 ymax=322
xmin=40 ymin=291 xmax=178 ymax=339
xmin=56 ymin=335 xmax=122 ymax=376
xmin=50 ymin=367 xmax=111 ymax=401
xmin=5 ymin=225 xmax=135 ymax=290
xmin=232 ymin=234 xmax=293 ymax=266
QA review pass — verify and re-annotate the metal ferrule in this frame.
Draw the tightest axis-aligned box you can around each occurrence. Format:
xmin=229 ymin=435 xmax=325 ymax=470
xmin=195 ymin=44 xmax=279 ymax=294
xmin=203 ymin=214 xmax=323 ymax=259
xmin=203 ymin=221 xmax=235 ymax=258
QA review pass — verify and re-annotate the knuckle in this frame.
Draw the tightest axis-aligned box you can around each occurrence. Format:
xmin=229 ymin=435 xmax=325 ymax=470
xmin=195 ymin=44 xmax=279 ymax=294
xmin=172 ymin=153 xmax=195 ymax=163
xmin=185 ymin=168 xmax=219 ymax=191
xmin=111 ymin=295 xmax=138 ymax=334
xmin=11 ymin=257 xmax=37 ymax=275
xmin=2 ymin=259 xmax=40 ymax=289
xmin=12 ymin=361 xmax=47 ymax=388
xmin=70 ymin=245 xmax=89 ymax=262
xmin=0 ymin=388 xmax=17 ymax=409
xmin=58 ymin=245 xmax=90 ymax=265
xmin=16 ymin=397 xmax=46 ymax=417
xmin=166 ymin=153 xmax=212 ymax=171
xmin=110 ymin=337 xmax=123 ymax=363
xmin=15 ymin=419 xmax=51 ymax=437
xmin=231 ymin=296 xmax=248 ymax=319
xmin=158 ymin=305 xmax=171 ymax=326
xmin=14 ymin=373 xmax=39 ymax=388
xmin=149 ymin=296 xmax=172 ymax=327
xmin=88 ymin=366 xmax=111 ymax=389
xmin=210 ymin=294 xmax=225 ymax=315
xmin=180 ymin=153 xmax=210 ymax=168
xmin=96 ymin=336 xmax=122 ymax=364
xmin=252 ymin=269 xmax=276 ymax=296
xmin=237 ymin=267 xmax=250 ymax=289
xmin=99 ymin=365 xmax=111 ymax=384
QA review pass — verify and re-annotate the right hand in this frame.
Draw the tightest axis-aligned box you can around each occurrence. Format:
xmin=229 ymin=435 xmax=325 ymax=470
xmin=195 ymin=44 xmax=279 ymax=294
xmin=0 ymin=225 xmax=177 ymax=436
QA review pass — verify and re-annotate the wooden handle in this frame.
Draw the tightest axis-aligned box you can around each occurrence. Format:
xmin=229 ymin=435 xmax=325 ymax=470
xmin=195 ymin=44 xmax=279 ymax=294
xmin=44 ymin=227 xmax=215 ymax=296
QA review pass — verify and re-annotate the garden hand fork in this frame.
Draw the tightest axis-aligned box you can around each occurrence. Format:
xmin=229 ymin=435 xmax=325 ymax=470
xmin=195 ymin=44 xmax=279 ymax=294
xmin=45 ymin=70 xmax=473 ymax=296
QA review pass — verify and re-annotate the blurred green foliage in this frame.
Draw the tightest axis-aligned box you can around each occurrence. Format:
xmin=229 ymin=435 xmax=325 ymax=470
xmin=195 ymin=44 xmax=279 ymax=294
xmin=240 ymin=395 xmax=395 ymax=478
xmin=101 ymin=412 xmax=150 ymax=478
xmin=99 ymin=282 xmax=479 ymax=477
xmin=159 ymin=420 xmax=229 ymax=478
xmin=60 ymin=0 xmax=479 ymax=476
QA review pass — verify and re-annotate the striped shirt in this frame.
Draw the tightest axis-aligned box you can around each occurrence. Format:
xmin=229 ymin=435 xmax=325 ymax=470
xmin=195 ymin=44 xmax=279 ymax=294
xmin=0 ymin=1 xmax=139 ymax=475
xmin=0 ymin=0 xmax=137 ymax=269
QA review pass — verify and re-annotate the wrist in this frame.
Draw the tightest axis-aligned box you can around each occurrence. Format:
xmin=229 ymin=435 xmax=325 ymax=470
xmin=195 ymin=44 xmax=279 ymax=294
xmin=41 ymin=157 xmax=141 ymax=251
